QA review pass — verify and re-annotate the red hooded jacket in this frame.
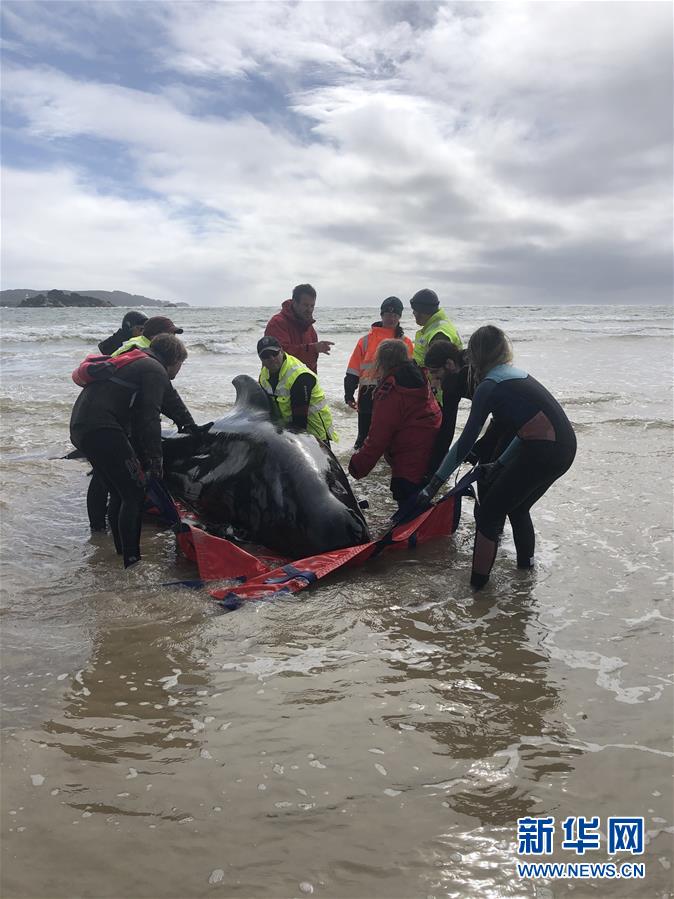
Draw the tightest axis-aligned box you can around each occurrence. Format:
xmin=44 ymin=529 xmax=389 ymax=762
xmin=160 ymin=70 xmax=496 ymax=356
xmin=349 ymin=362 xmax=441 ymax=484
xmin=265 ymin=300 xmax=319 ymax=372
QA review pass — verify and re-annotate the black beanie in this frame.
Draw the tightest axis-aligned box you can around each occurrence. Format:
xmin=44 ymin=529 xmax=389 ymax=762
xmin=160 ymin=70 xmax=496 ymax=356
xmin=380 ymin=296 xmax=403 ymax=316
xmin=409 ymin=289 xmax=439 ymax=311
xmin=121 ymin=310 xmax=148 ymax=334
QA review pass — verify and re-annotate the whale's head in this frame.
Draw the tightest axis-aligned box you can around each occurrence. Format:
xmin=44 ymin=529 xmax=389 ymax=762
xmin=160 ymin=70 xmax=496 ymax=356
xmin=162 ymin=373 xmax=371 ymax=556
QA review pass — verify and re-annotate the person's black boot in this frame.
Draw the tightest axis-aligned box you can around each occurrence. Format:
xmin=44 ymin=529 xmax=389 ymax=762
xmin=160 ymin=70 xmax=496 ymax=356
xmin=470 ymin=571 xmax=490 ymax=591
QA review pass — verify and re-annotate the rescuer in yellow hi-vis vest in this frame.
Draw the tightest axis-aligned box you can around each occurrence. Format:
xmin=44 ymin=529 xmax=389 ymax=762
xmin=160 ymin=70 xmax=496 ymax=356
xmin=410 ymin=289 xmax=462 ymax=364
xmin=409 ymin=289 xmax=462 ymax=406
xmin=344 ymin=296 xmax=414 ymax=449
xmin=258 ymin=336 xmax=337 ymax=444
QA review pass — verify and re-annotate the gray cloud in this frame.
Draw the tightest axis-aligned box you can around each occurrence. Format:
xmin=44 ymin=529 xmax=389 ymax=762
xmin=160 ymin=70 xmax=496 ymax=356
xmin=1 ymin=1 xmax=671 ymax=305
xmin=426 ymin=239 xmax=673 ymax=304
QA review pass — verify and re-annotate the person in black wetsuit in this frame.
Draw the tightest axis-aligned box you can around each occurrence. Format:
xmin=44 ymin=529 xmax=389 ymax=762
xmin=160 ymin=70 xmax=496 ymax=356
xmin=97 ymin=311 xmax=148 ymax=355
xmin=424 ymin=339 xmax=470 ymax=471
xmin=87 ymin=310 xmax=150 ymax=529
xmin=70 ymin=334 xmax=195 ymax=568
xmin=424 ymin=338 xmax=513 ymax=474
xmin=416 ymin=325 xmax=577 ymax=590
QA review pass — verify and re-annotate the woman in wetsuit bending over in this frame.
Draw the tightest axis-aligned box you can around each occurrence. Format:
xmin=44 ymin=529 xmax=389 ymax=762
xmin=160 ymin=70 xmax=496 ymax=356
xmin=419 ymin=325 xmax=577 ymax=590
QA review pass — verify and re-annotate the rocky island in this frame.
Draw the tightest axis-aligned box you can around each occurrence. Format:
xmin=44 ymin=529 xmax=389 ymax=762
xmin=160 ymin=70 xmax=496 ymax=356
xmin=2 ymin=288 xmax=187 ymax=308
xmin=20 ymin=289 xmax=113 ymax=308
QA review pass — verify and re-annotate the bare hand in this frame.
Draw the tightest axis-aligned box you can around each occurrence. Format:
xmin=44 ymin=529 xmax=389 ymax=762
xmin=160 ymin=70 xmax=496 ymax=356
xmin=315 ymin=341 xmax=334 ymax=354
xmin=345 ymin=398 xmax=357 ymax=410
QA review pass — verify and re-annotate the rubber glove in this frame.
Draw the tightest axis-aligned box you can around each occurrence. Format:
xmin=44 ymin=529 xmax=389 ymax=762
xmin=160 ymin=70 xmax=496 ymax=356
xmin=477 ymin=460 xmax=503 ymax=487
xmin=179 ymin=421 xmax=214 ymax=435
xmin=390 ymin=475 xmax=444 ymax=526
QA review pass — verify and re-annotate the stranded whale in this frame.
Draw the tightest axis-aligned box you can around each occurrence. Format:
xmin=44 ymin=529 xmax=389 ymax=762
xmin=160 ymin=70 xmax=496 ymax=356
xmin=162 ymin=375 xmax=370 ymax=557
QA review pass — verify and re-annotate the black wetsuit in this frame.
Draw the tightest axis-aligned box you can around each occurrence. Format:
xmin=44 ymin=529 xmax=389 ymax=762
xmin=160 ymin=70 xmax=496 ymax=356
xmin=428 ymin=364 xmax=517 ymax=475
xmin=70 ymin=351 xmax=193 ymax=567
xmin=87 ymin=328 xmax=135 ymax=527
xmin=84 ymin=359 xmax=194 ymax=531
xmin=434 ymin=365 xmax=576 ymax=587
xmin=86 ymin=470 xmax=111 ymax=532
xmin=97 ymin=329 xmax=128 ymax=356
xmin=89 ymin=320 xmax=149 ymax=527
xmin=427 ymin=363 xmax=471 ymax=471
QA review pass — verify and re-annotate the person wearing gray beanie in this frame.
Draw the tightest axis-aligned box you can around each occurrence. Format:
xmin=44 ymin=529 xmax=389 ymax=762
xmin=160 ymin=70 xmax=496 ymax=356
xmin=409 ymin=288 xmax=462 ymax=369
xmin=408 ymin=289 xmax=463 ymax=406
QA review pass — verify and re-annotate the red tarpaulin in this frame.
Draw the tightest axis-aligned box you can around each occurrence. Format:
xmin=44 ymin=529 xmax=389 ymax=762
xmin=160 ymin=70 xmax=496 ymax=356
xmin=173 ymin=474 xmax=476 ymax=608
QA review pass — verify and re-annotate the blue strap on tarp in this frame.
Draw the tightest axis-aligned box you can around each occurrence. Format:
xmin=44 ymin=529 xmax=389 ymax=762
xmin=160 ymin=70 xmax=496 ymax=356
xmin=264 ymin=564 xmax=318 ymax=585
xmin=218 ymin=594 xmax=244 ymax=612
xmin=145 ymin=476 xmax=182 ymax=528
xmin=216 ymin=586 xmax=294 ymax=611
xmin=446 ymin=465 xmax=480 ymax=500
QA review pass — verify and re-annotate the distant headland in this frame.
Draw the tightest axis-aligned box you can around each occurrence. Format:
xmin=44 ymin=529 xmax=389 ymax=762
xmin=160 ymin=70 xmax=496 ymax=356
xmin=19 ymin=290 xmax=113 ymax=308
xmin=1 ymin=288 xmax=189 ymax=309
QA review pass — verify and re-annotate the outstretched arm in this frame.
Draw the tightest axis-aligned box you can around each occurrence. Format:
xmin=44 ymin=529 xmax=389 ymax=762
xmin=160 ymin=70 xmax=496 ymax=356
xmin=348 ymin=391 xmax=397 ymax=479
xmin=425 ymin=381 xmax=494 ymax=497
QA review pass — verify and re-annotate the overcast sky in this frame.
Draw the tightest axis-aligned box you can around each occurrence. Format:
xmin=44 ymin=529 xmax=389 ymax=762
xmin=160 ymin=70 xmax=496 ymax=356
xmin=1 ymin=1 xmax=671 ymax=306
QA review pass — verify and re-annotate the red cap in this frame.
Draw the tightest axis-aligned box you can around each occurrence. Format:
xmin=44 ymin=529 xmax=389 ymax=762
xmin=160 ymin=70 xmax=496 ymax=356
xmin=143 ymin=316 xmax=184 ymax=338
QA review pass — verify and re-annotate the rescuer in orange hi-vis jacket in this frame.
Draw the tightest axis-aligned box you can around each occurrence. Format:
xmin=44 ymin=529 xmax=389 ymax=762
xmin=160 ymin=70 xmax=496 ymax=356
xmin=344 ymin=296 xmax=414 ymax=449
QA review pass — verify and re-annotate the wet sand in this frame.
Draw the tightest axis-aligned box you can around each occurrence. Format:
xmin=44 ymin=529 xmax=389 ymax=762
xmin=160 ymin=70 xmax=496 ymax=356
xmin=1 ymin=305 xmax=672 ymax=897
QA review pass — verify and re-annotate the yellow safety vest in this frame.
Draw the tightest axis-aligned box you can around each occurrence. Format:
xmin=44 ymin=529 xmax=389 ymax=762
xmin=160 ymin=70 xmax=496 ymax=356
xmin=111 ymin=335 xmax=151 ymax=357
xmin=413 ymin=309 xmax=462 ymax=365
xmin=259 ymin=353 xmax=337 ymax=443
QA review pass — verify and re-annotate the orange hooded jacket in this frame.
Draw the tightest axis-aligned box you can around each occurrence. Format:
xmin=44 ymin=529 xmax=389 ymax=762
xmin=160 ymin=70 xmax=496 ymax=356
xmin=346 ymin=323 xmax=414 ymax=391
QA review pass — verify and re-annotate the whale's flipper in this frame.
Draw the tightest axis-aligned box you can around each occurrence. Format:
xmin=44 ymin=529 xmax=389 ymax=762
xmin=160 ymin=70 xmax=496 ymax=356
xmin=232 ymin=375 xmax=273 ymax=417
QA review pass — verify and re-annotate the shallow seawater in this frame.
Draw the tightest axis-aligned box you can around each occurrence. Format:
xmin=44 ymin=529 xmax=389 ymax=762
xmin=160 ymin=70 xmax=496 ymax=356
xmin=1 ymin=304 xmax=672 ymax=898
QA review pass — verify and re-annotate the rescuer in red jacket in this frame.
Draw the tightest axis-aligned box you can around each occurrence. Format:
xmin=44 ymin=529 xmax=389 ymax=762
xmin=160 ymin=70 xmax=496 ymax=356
xmin=348 ymin=339 xmax=441 ymax=508
xmin=264 ymin=284 xmax=334 ymax=373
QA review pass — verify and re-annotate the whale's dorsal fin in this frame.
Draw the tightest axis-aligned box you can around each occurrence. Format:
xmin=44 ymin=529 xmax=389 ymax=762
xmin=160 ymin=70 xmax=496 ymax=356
xmin=232 ymin=374 xmax=273 ymax=416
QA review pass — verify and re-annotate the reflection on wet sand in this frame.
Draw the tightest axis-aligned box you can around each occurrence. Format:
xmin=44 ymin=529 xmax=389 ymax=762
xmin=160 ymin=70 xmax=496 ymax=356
xmin=376 ymin=582 xmax=573 ymax=826
xmin=38 ymin=612 xmax=216 ymax=823
xmin=48 ymin=616 xmax=211 ymax=744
